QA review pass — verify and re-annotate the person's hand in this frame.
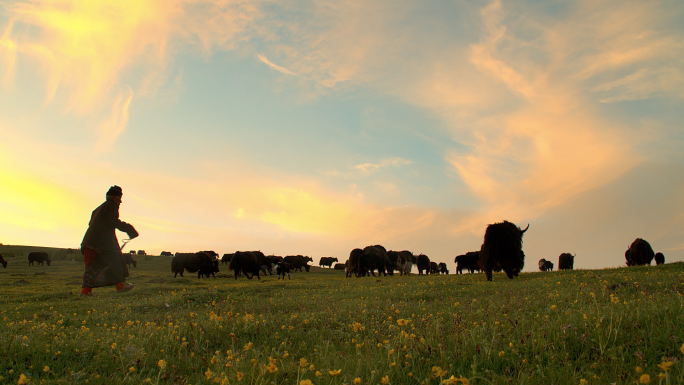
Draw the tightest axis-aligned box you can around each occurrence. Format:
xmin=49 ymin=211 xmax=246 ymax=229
xmin=127 ymin=227 xmax=139 ymax=239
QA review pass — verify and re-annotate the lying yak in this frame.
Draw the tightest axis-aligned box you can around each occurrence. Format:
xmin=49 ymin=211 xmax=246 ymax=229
xmin=28 ymin=251 xmax=51 ymax=266
xmin=359 ymin=245 xmax=393 ymax=277
xmin=388 ymin=250 xmax=415 ymax=276
xmin=625 ymin=238 xmax=655 ymax=266
xmin=319 ymin=257 xmax=338 ymax=268
xmin=538 ymin=258 xmax=554 ymax=271
xmin=558 ymin=253 xmax=574 ymax=270
xmin=0 ymin=253 xmax=6 ymax=268
xmin=346 ymin=249 xmax=363 ymax=278
xmin=229 ymin=251 xmax=263 ymax=280
xmin=333 ymin=263 xmax=346 ymax=270
xmin=655 ymin=252 xmax=665 ymax=265
xmin=172 ymin=252 xmax=219 ymax=278
xmin=479 ymin=221 xmax=529 ymax=281
xmin=416 ymin=254 xmax=431 ymax=275
xmin=276 ymin=262 xmax=291 ymax=280
xmin=454 ymin=251 xmax=480 ymax=274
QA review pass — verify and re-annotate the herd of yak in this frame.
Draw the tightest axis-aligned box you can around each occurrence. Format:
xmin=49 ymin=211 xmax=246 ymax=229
xmin=0 ymin=221 xmax=668 ymax=282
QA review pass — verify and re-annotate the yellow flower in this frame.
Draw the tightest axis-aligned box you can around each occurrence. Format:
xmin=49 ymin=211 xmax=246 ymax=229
xmin=432 ymin=366 xmax=447 ymax=377
xmin=128 ymin=367 xmax=135 ymax=373
xmin=611 ymin=296 xmax=620 ymax=304
xmin=353 ymin=378 xmax=362 ymax=385
xmin=244 ymin=342 xmax=253 ymax=351
xmin=158 ymin=360 xmax=167 ymax=369
xmin=111 ymin=343 xmax=117 ymax=349
xmin=657 ymin=361 xmax=674 ymax=371
xmin=236 ymin=372 xmax=244 ymax=381
xmin=639 ymin=374 xmax=651 ymax=384
xmin=300 ymin=380 xmax=313 ymax=385
xmin=43 ymin=366 xmax=50 ymax=372
xmin=441 ymin=375 xmax=470 ymax=385
xmin=680 ymin=343 xmax=684 ymax=355
xmin=381 ymin=375 xmax=390 ymax=385
xmin=551 ymin=305 xmax=557 ymax=310
xmin=636 ymin=367 xmax=643 ymax=373
xmin=299 ymin=358 xmax=309 ymax=368
xmin=315 ymin=371 xmax=322 ymax=377
xmin=18 ymin=374 xmax=30 ymax=385
xmin=658 ymin=373 xmax=667 ymax=380
xmin=579 ymin=380 xmax=587 ymax=385
xmin=309 ymin=364 xmax=315 ymax=371
xmin=328 ymin=369 xmax=342 ymax=376
xmin=265 ymin=363 xmax=278 ymax=373
xmin=397 ymin=319 xmax=410 ymax=326
xmin=498 ymin=351 xmax=505 ymax=357
xmin=205 ymin=368 xmax=213 ymax=379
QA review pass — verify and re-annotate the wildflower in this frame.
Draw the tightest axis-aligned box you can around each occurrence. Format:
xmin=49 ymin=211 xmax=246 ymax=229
xmin=397 ymin=319 xmax=410 ymax=326
xmin=432 ymin=366 xmax=447 ymax=377
xmin=145 ymin=379 xmax=151 ymax=383
xmin=636 ymin=367 xmax=643 ymax=373
xmin=610 ymin=296 xmax=619 ymax=304
xmin=658 ymin=373 xmax=667 ymax=380
xmin=265 ymin=362 xmax=278 ymax=373
xmin=498 ymin=351 xmax=505 ymax=357
xmin=158 ymin=360 xmax=167 ymax=369
xmin=43 ymin=366 xmax=50 ymax=372
xmin=639 ymin=374 xmax=651 ymax=384
xmin=328 ymin=369 xmax=342 ymax=376
xmin=680 ymin=343 xmax=684 ymax=355
xmin=381 ymin=375 xmax=390 ymax=385
xmin=657 ymin=361 xmax=674 ymax=371
xmin=18 ymin=374 xmax=30 ymax=385
xmin=299 ymin=358 xmax=309 ymax=368
xmin=111 ymin=343 xmax=117 ymax=349
xmin=283 ymin=351 xmax=289 ymax=358
xmin=441 ymin=375 xmax=470 ymax=385
xmin=315 ymin=371 xmax=322 ymax=377
xmin=579 ymin=380 xmax=587 ymax=385
xmin=353 ymin=378 xmax=362 ymax=385
xmin=128 ymin=367 xmax=135 ymax=373
xmin=300 ymin=380 xmax=313 ymax=385
xmin=236 ymin=372 xmax=244 ymax=381
xmin=551 ymin=305 xmax=557 ymax=310
xmin=244 ymin=342 xmax=253 ymax=351
xmin=309 ymin=364 xmax=315 ymax=371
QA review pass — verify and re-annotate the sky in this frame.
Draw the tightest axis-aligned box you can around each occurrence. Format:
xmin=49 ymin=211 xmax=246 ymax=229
xmin=1 ymin=0 xmax=683 ymax=271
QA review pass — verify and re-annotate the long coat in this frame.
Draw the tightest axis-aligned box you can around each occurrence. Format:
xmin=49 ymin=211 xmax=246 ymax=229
xmin=81 ymin=199 xmax=138 ymax=285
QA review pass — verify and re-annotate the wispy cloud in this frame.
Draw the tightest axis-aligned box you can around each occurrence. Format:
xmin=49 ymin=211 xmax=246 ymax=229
xmin=257 ymin=53 xmax=296 ymax=76
xmin=355 ymin=157 xmax=414 ymax=175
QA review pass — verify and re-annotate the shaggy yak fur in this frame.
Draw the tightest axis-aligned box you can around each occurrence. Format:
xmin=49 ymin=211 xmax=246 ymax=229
xmin=454 ymin=251 xmax=480 ymax=274
xmin=429 ymin=262 xmax=439 ymax=274
xmin=228 ymin=251 xmax=263 ymax=280
xmin=359 ymin=245 xmax=392 ymax=277
xmin=172 ymin=252 xmax=219 ymax=278
xmin=0 ymin=253 xmax=7 ymax=268
xmin=28 ymin=251 xmax=51 ymax=266
xmin=284 ymin=255 xmax=312 ymax=272
xmin=625 ymin=238 xmax=655 ymax=266
xmin=319 ymin=257 xmax=338 ymax=268
xmin=538 ymin=259 xmax=554 ymax=272
xmin=416 ymin=254 xmax=431 ymax=275
xmin=346 ymin=249 xmax=363 ymax=278
xmin=438 ymin=262 xmax=449 ymax=274
xmin=388 ymin=250 xmax=414 ymax=276
xmin=558 ymin=253 xmax=575 ymax=270
xmin=655 ymin=252 xmax=665 ymax=265
xmin=479 ymin=220 xmax=529 ymax=281
xmin=333 ymin=263 xmax=346 ymax=270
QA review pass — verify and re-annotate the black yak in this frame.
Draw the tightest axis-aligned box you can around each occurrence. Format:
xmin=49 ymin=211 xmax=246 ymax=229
xmin=625 ymin=238 xmax=655 ymax=266
xmin=558 ymin=253 xmax=574 ymax=270
xmin=438 ymin=262 xmax=449 ymax=274
xmin=0 ymin=253 xmax=6 ymax=268
xmin=429 ymin=261 xmax=439 ymax=274
xmin=454 ymin=251 xmax=480 ymax=274
xmin=538 ymin=259 xmax=554 ymax=272
xmin=284 ymin=255 xmax=312 ymax=272
xmin=172 ymin=252 xmax=219 ymax=278
xmin=333 ymin=263 xmax=346 ymax=270
xmin=136 ymin=250 xmax=147 ymax=256
xmin=319 ymin=257 xmax=338 ymax=268
xmin=28 ymin=252 xmax=51 ymax=266
xmin=276 ymin=262 xmax=291 ymax=279
xmin=123 ymin=253 xmax=138 ymax=268
xmin=346 ymin=249 xmax=363 ymax=278
xmin=388 ymin=250 xmax=415 ymax=276
xmin=221 ymin=253 xmax=233 ymax=265
xmin=479 ymin=221 xmax=529 ymax=281
xmin=416 ymin=254 xmax=430 ymax=275
xmin=360 ymin=245 xmax=392 ymax=277
xmin=160 ymin=251 xmax=173 ymax=257
xmin=655 ymin=252 xmax=665 ymax=265
xmin=229 ymin=251 xmax=262 ymax=279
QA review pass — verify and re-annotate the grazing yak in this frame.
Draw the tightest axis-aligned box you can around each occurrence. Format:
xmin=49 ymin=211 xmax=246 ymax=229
xmin=429 ymin=261 xmax=439 ymax=274
xmin=28 ymin=252 xmax=51 ymax=266
xmin=655 ymin=252 xmax=665 ymax=265
xmin=123 ymin=253 xmax=138 ymax=268
xmin=438 ymin=262 xmax=449 ymax=274
xmin=160 ymin=251 xmax=173 ymax=257
xmin=229 ymin=251 xmax=265 ymax=279
xmin=454 ymin=251 xmax=480 ymax=274
xmin=333 ymin=263 xmax=346 ymax=270
xmin=284 ymin=255 xmax=312 ymax=272
xmin=136 ymin=250 xmax=147 ymax=256
xmin=416 ymin=254 xmax=431 ymax=275
xmin=388 ymin=250 xmax=415 ymax=276
xmin=479 ymin=221 xmax=529 ymax=281
xmin=276 ymin=262 xmax=291 ymax=279
xmin=538 ymin=259 xmax=554 ymax=272
xmin=172 ymin=252 xmax=219 ymax=278
xmin=625 ymin=238 xmax=655 ymax=266
xmin=319 ymin=257 xmax=338 ymax=268
xmin=0 ymin=253 xmax=7 ymax=268
xmin=346 ymin=249 xmax=363 ymax=278
xmin=558 ymin=253 xmax=575 ymax=270
xmin=360 ymin=245 xmax=393 ymax=277
xmin=221 ymin=253 xmax=233 ymax=265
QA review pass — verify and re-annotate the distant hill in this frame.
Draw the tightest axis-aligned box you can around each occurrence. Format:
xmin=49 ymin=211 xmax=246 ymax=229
xmin=0 ymin=244 xmax=81 ymax=261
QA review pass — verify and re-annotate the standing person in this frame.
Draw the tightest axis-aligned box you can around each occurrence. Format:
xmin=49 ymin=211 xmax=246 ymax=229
xmin=80 ymin=185 xmax=138 ymax=295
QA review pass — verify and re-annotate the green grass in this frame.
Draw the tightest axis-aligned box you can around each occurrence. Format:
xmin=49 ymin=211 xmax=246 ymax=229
xmin=0 ymin=250 xmax=683 ymax=385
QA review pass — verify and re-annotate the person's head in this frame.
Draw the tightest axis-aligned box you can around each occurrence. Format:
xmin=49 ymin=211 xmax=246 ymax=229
xmin=106 ymin=185 xmax=123 ymax=203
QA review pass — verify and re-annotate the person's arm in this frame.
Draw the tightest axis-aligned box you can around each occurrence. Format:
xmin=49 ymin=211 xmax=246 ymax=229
xmin=104 ymin=201 xmax=139 ymax=239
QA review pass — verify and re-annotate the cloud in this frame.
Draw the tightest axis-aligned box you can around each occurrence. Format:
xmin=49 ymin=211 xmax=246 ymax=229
xmin=257 ymin=53 xmax=296 ymax=75
xmin=355 ymin=157 xmax=414 ymax=175
xmin=95 ymin=86 xmax=134 ymax=151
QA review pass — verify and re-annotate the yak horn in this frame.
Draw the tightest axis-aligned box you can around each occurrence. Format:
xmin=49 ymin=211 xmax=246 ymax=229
xmin=521 ymin=224 xmax=530 ymax=233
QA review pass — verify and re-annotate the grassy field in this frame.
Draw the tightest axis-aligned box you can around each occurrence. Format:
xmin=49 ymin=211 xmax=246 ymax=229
xmin=0 ymin=248 xmax=683 ymax=385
